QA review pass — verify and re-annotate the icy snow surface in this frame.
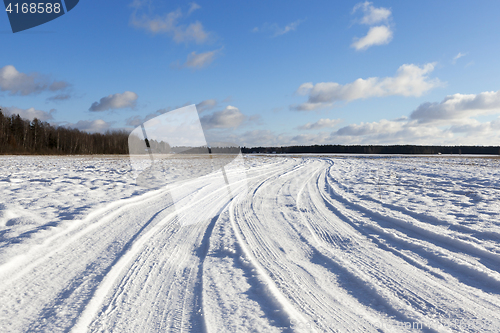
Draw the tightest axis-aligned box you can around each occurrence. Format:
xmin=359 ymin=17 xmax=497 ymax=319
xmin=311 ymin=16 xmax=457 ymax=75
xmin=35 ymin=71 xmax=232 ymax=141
xmin=1 ymin=154 xmax=500 ymax=332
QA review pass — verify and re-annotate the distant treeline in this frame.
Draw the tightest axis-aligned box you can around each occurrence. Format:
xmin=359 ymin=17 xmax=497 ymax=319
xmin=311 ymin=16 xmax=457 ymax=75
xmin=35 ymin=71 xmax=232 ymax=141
xmin=3 ymin=111 xmax=499 ymax=156
xmin=129 ymin=139 xmax=241 ymax=155
xmin=0 ymin=111 xmax=129 ymax=155
xmin=242 ymin=145 xmax=500 ymax=155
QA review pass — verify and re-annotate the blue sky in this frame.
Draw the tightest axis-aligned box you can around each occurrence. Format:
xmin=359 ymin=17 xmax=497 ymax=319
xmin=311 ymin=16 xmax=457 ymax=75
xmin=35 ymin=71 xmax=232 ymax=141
xmin=1 ymin=0 xmax=500 ymax=147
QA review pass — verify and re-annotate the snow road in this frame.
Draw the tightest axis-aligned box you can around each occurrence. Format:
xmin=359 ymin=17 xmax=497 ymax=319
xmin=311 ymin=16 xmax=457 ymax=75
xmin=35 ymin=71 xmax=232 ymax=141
xmin=1 ymin=155 xmax=500 ymax=332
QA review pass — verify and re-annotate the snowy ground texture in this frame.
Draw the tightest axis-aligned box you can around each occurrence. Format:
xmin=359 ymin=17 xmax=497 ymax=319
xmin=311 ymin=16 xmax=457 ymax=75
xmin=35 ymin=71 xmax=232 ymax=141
xmin=1 ymin=154 xmax=500 ymax=333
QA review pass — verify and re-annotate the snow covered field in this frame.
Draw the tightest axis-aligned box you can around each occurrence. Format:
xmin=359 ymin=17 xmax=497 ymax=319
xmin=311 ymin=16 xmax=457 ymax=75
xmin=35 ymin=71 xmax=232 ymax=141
xmin=1 ymin=155 xmax=500 ymax=332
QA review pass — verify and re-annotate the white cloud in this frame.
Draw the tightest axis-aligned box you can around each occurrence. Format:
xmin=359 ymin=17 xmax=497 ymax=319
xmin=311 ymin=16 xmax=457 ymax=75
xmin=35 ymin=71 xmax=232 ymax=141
xmin=89 ymin=91 xmax=138 ymax=112
xmin=228 ymin=116 xmax=500 ymax=147
xmin=184 ymin=49 xmax=218 ymax=69
xmin=330 ymin=119 xmax=451 ymax=145
xmin=187 ymin=2 xmax=201 ymax=15
xmin=200 ymin=105 xmax=246 ymax=129
xmin=351 ymin=25 xmax=393 ymax=51
xmin=295 ymin=82 xmax=314 ymax=96
xmin=452 ymin=52 xmax=466 ymax=64
xmin=196 ymin=99 xmax=217 ymax=112
xmin=253 ymin=19 xmax=304 ymax=37
xmin=351 ymin=2 xmax=393 ymax=51
xmin=293 ymin=63 xmax=441 ymax=111
xmin=298 ymin=118 xmax=343 ymax=130
xmin=335 ymin=119 xmax=406 ymax=136
xmin=0 ymin=65 xmax=70 ymax=96
xmin=327 ymin=115 xmax=500 ymax=146
xmin=290 ymin=133 xmax=332 ymax=145
xmin=319 ymin=89 xmax=500 ymax=145
xmin=273 ymin=19 xmax=303 ymax=36
xmin=353 ymin=1 xmax=391 ymax=25
xmin=327 ymin=90 xmax=500 ymax=145
xmin=70 ymin=119 xmax=113 ymax=133
xmin=215 ymin=129 xmax=332 ymax=147
xmin=208 ymin=91 xmax=500 ymax=146
xmin=1 ymin=106 xmax=55 ymax=121
xmin=410 ymin=90 xmax=500 ymax=124
xmin=449 ymin=118 xmax=500 ymax=134
xmin=130 ymin=5 xmax=209 ymax=44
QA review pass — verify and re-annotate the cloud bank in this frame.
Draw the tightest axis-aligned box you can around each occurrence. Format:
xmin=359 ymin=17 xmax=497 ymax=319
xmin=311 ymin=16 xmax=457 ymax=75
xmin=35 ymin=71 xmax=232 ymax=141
xmin=293 ymin=63 xmax=441 ymax=111
xmin=320 ymin=90 xmax=500 ymax=146
xmin=410 ymin=90 xmax=500 ymax=124
xmin=236 ymin=90 xmax=500 ymax=147
xmin=298 ymin=118 xmax=343 ymax=130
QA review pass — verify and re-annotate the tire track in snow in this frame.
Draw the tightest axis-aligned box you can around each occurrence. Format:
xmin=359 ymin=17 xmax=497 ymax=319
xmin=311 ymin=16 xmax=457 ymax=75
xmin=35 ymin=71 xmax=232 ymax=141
xmin=0 ymin=191 xmax=176 ymax=332
xmin=0 ymin=185 xmax=174 ymax=284
xmin=25 ymin=205 xmax=172 ymax=333
xmin=308 ymin=160 xmax=500 ymax=332
xmin=197 ymin=158 xmax=312 ymax=333
xmin=5 ymin=156 xmax=499 ymax=332
xmin=314 ymin=160 xmax=500 ymax=331
xmin=0 ymin=164 xmax=244 ymax=332
xmin=72 ymin=177 xmax=240 ymax=332
xmin=329 ymin=158 xmax=500 ymax=250
xmin=294 ymin=160 xmax=433 ymax=331
xmin=229 ymin=190 xmax=315 ymax=332
xmin=323 ymin=164 xmax=500 ymax=294
xmin=229 ymin=158 xmax=394 ymax=332
xmin=294 ymin=162 xmax=446 ymax=331
xmin=284 ymin=160 xmax=439 ymax=332
xmin=75 ymin=160 xmax=285 ymax=332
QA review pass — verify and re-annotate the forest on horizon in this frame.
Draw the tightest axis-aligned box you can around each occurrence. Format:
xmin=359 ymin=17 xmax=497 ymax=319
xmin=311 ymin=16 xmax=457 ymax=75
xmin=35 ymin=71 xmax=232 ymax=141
xmin=1 ymin=111 xmax=499 ymax=156
xmin=0 ymin=110 xmax=128 ymax=155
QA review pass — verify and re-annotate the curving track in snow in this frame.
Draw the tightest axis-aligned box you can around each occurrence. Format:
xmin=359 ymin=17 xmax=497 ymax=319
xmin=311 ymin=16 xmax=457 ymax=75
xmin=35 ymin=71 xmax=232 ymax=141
xmin=1 ymin=156 xmax=499 ymax=332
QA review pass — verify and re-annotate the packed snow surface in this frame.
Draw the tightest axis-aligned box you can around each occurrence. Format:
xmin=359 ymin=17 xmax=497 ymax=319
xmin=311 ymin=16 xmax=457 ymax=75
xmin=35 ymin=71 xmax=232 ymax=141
xmin=1 ymin=155 xmax=500 ymax=332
